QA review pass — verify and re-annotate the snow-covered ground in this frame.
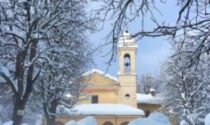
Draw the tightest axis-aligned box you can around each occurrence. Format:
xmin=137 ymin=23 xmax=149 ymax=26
xmin=206 ymin=113 xmax=210 ymax=125
xmin=2 ymin=121 xmax=13 ymax=125
xmin=128 ymin=112 xmax=171 ymax=125
xmin=1 ymin=117 xmax=97 ymax=125
xmin=2 ymin=112 xmax=209 ymax=125
xmin=2 ymin=121 xmax=28 ymax=125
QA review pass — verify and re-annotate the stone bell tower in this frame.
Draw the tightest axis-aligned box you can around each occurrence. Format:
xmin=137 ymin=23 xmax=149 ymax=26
xmin=118 ymin=30 xmax=138 ymax=107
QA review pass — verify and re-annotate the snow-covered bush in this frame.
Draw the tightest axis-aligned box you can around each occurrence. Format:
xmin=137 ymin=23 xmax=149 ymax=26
xmin=65 ymin=121 xmax=77 ymax=125
xmin=77 ymin=117 xmax=97 ymax=125
xmin=128 ymin=112 xmax=171 ymax=125
xmin=65 ymin=117 xmax=97 ymax=125
xmin=180 ymin=120 xmax=188 ymax=125
xmin=205 ymin=113 xmax=210 ymax=125
xmin=2 ymin=121 xmax=13 ymax=125
xmin=2 ymin=121 xmax=29 ymax=125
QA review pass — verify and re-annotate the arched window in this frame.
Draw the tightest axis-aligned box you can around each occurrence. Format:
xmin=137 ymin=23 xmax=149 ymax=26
xmin=120 ymin=121 xmax=129 ymax=125
xmin=55 ymin=121 xmax=64 ymax=125
xmin=125 ymin=93 xmax=130 ymax=98
xmin=124 ymin=54 xmax=130 ymax=73
xmin=103 ymin=121 xmax=114 ymax=125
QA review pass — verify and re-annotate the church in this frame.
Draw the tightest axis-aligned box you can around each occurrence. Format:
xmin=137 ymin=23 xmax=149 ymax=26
xmin=55 ymin=31 xmax=164 ymax=125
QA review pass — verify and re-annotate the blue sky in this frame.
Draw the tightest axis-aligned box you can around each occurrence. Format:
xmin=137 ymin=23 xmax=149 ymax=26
xmin=89 ymin=1 xmax=179 ymax=77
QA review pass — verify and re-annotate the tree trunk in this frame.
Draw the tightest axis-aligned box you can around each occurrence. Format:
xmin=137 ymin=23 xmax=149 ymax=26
xmin=46 ymin=101 xmax=58 ymax=125
xmin=12 ymin=100 xmax=25 ymax=125
xmin=47 ymin=116 xmax=56 ymax=125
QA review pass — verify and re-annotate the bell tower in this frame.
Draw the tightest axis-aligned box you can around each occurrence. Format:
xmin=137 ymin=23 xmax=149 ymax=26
xmin=117 ymin=30 xmax=137 ymax=107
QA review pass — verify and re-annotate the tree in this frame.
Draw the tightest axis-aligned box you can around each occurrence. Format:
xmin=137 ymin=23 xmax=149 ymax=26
xmin=100 ymin=0 xmax=210 ymax=65
xmin=0 ymin=0 xmax=94 ymax=125
xmin=35 ymin=36 xmax=92 ymax=125
xmin=161 ymin=42 xmax=210 ymax=125
xmin=137 ymin=74 xmax=159 ymax=94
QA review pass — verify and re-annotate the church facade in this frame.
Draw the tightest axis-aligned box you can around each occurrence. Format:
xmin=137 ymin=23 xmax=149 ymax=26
xmin=55 ymin=31 xmax=163 ymax=125
xmin=81 ymin=30 xmax=138 ymax=108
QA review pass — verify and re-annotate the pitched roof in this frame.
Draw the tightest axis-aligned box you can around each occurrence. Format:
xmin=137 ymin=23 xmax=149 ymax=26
xmin=83 ymin=69 xmax=118 ymax=82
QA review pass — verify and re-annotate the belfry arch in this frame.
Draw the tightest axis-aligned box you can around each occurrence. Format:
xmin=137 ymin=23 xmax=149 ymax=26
xmin=124 ymin=53 xmax=131 ymax=73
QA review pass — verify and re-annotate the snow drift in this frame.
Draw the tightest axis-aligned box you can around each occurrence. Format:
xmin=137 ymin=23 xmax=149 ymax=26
xmin=206 ymin=113 xmax=210 ymax=125
xmin=65 ymin=117 xmax=97 ymax=125
xmin=128 ymin=112 xmax=171 ymax=125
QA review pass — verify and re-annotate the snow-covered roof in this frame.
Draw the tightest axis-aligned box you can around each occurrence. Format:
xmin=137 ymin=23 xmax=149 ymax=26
xmin=136 ymin=93 xmax=162 ymax=105
xmin=83 ymin=69 xmax=118 ymax=82
xmin=62 ymin=104 xmax=144 ymax=116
